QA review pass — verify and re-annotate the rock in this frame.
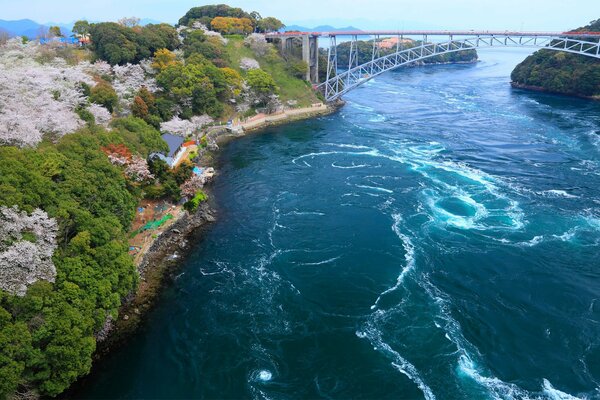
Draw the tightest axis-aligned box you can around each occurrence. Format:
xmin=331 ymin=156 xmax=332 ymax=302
xmin=171 ymin=229 xmax=181 ymax=234
xmin=123 ymin=314 xmax=130 ymax=321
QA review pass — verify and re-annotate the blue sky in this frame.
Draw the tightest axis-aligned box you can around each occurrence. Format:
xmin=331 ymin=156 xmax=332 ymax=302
xmin=1 ymin=0 xmax=598 ymax=30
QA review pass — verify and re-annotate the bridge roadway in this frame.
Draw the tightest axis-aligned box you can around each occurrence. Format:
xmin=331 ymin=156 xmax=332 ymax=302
xmin=266 ymin=30 xmax=600 ymax=38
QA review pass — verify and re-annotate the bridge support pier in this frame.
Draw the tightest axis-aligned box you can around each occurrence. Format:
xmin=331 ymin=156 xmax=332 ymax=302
xmin=302 ymin=35 xmax=319 ymax=84
xmin=274 ymin=34 xmax=319 ymax=84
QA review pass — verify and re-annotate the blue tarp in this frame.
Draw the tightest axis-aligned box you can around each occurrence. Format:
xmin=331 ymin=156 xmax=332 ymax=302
xmin=39 ymin=37 xmax=79 ymax=45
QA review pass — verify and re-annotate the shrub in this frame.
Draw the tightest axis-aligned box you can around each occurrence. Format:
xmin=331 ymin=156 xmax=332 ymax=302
xmin=184 ymin=190 xmax=208 ymax=212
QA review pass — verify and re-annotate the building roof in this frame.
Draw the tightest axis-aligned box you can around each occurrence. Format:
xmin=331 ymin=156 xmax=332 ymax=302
xmin=161 ymin=134 xmax=184 ymax=158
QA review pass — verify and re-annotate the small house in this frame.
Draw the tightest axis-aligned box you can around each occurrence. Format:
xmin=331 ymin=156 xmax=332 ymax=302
xmin=150 ymin=134 xmax=185 ymax=168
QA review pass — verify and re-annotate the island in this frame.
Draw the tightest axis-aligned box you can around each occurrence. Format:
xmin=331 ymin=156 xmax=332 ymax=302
xmin=511 ymin=18 xmax=600 ymax=99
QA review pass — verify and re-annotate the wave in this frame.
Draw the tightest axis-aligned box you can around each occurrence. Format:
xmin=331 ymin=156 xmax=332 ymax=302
xmin=542 ymin=379 xmax=583 ymax=400
xmin=372 ymin=214 xmax=416 ymax=310
xmin=331 ymin=162 xmax=369 ymax=169
xmin=297 ymin=256 xmax=341 ymax=266
xmin=356 ymin=321 xmax=436 ymax=400
xmin=542 ymin=189 xmax=579 ymax=199
xmin=355 ymin=184 xmax=394 ymax=194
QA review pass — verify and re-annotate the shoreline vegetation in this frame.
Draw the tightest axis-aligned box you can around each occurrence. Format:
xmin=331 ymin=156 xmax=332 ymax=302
xmin=511 ymin=18 xmax=600 ymax=100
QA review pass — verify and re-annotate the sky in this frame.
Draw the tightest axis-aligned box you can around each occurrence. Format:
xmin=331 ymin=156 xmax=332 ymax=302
xmin=1 ymin=0 xmax=599 ymax=31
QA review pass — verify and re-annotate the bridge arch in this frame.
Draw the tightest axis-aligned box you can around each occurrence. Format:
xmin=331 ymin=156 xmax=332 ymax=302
xmin=315 ymin=33 xmax=600 ymax=101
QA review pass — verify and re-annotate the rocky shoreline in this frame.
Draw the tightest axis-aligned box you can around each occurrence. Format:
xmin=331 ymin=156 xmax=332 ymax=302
xmin=90 ymin=102 xmax=340 ymax=357
xmin=510 ymin=81 xmax=600 ymax=101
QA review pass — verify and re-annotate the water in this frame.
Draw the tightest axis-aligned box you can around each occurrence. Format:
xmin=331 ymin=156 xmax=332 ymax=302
xmin=77 ymin=49 xmax=600 ymax=399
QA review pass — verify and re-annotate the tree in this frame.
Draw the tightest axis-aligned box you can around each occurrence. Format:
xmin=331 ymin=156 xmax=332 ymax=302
xmin=244 ymin=33 xmax=270 ymax=57
xmin=156 ymin=63 xmax=223 ymax=117
xmin=89 ymin=22 xmax=179 ymax=65
xmin=256 ymin=17 xmax=285 ymax=33
xmin=90 ymin=81 xmax=118 ymax=113
xmin=131 ymin=96 xmax=149 ymax=119
xmin=151 ymin=48 xmax=180 ymax=71
xmin=178 ymin=4 xmax=253 ymax=27
xmin=48 ymin=26 xmax=63 ymax=38
xmin=246 ymin=68 xmax=277 ymax=95
xmin=182 ymin=30 xmax=223 ymax=61
xmin=117 ymin=17 xmax=140 ymax=28
xmin=0 ymin=307 xmax=32 ymax=399
xmin=72 ymin=20 xmax=91 ymax=37
xmin=0 ymin=206 xmax=58 ymax=296
xmin=210 ymin=17 xmax=253 ymax=35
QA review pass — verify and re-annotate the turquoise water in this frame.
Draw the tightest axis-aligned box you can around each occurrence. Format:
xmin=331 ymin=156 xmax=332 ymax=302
xmin=78 ymin=50 xmax=600 ymax=399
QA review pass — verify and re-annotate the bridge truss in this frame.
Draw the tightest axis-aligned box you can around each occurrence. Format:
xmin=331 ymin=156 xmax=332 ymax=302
xmin=314 ymin=32 xmax=600 ymax=102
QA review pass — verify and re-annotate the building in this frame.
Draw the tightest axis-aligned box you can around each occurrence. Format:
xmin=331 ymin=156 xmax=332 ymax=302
xmin=150 ymin=134 xmax=185 ymax=168
xmin=379 ymin=37 xmax=414 ymax=50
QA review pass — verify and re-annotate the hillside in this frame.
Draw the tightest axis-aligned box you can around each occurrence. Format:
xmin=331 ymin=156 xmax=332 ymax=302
xmin=0 ymin=5 xmax=318 ymax=399
xmin=511 ymin=19 xmax=600 ymax=99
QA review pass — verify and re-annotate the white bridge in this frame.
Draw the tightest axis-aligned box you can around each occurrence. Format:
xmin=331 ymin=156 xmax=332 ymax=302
xmin=266 ymin=31 xmax=600 ymax=102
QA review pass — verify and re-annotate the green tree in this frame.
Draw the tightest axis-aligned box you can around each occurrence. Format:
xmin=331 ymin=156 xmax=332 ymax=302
xmin=178 ymin=4 xmax=253 ymax=27
xmin=89 ymin=81 xmax=118 ymax=113
xmin=256 ymin=17 xmax=285 ymax=33
xmin=246 ymin=68 xmax=277 ymax=95
xmin=48 ymin=26 xmax=63 ymax=38
xmin=72 ymin=20 xmax=90 ymax=37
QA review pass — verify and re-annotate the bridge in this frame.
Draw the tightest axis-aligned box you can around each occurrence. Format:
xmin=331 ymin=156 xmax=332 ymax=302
xmin=265 ymin=31 xmax=600 ymax=102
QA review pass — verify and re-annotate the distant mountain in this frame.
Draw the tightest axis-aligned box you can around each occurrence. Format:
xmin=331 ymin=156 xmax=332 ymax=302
xmin=283 ymin=24 xmax=363 ymax=33
xmin=0 ymin=19 xmax=75 ymax=38
xmin=0 ymin=19 xmax=45 ymax=38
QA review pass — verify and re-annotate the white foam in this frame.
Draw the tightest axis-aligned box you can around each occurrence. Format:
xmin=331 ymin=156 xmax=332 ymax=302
xmin=542 ymin=379 xmax=582 ymax=400
xmin=357 ymin=323 xmax=436 ymax=400
xmin=324 ymin=143 xmax=373 ymax=150
xmin=258 ymin=370 xmax=272 ymax=382
xmin=356 ymin=184 xmax=394 ymax=194
xmin=332 ymin=162 xmax=369 ymax=169
xmin=298 ymin=256 xmax=341 ymax=266
xmin=372 ymin=214 xmax=415 ymax=309
xmin=543 ymin=190 xmax=578 ymax=199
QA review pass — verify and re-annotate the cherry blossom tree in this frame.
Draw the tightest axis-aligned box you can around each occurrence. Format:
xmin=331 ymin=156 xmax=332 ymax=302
xmin=244 ymin=34 xmax=270 ymax=57
xmin=160 ymin=115 xmax=213 ymax=137
xmin=0 ymin=39 xmax=95 ymax=146
xmin=240 ymin=57 xmax=260 ymax=70
xmin=0 ymin=206 xmax=58 ymax=296
xmin=125 ymin=156 xmax=154 ymax=182
xmin=88 ymin=103 xmax=112 ymax=127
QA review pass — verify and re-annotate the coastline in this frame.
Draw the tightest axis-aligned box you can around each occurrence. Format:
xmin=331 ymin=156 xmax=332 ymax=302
xmin=510 ymin=81 xmax=600 ymax=101
xmin=86 ymin=102 xmax=340 ymax=358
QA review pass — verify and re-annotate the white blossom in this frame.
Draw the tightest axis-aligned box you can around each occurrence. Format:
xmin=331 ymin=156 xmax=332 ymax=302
xmin=0 ymin=206 xmax=58 ymax=296
xmin=244 ymin=34 xmax=270 ymax=57
xmin=160 ymin=115 xmax=213 ymax=137
xmin=240 ymin=57 xmax=260 ymax=70
xmin=125 ymin=156 xmax=154 ymax=182
xmin=112 ymin=63 xmax=158 ymax=112
xmin=88 ymin=103 xmax=112 ymax=127
xmin=0 ymin=40 xmax=95 ymax=146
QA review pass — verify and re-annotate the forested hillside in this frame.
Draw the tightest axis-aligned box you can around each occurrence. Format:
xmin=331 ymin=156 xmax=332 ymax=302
xmin=0 ymin=5 xmax=316 ymax=399
xmin=511 ymin=19 xmax=600 ymax=98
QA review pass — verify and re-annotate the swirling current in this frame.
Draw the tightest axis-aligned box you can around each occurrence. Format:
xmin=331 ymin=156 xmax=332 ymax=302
xmin=77 ymin=49 xmax=600 ymax=399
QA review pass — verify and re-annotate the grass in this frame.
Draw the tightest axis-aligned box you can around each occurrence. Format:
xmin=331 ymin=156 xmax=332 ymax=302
xmin=223 ymin=36 xmax=320 ymax=107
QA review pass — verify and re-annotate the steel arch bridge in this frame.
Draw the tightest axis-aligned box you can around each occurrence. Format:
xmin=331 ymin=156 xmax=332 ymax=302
xmin=282 ymin=31 xmax=600 ymax=102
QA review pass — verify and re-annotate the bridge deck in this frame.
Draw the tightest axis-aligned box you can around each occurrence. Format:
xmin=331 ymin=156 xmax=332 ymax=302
xmin=267 ymin=30 xmax=600 ymax=38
